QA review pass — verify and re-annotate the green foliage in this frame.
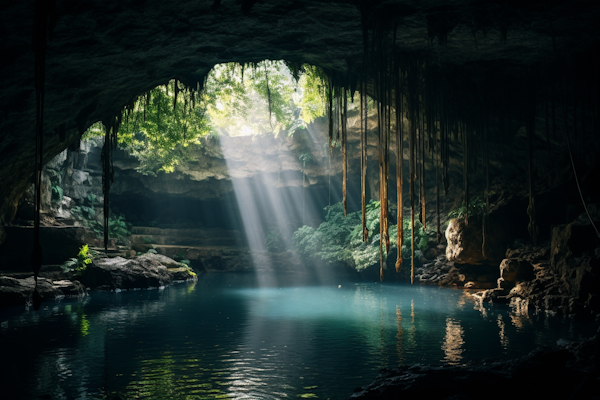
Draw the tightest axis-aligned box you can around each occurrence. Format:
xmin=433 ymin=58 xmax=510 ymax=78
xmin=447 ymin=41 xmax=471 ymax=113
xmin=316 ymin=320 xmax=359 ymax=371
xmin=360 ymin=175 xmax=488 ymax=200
xmin=84 ymin=61 xmax=330 ymax=175
xmin=293 ymin=201 xmax=429 ymax=271
xmin=85 ymin=214 xmax=132 ymax=245
xmin=117 ymin=80 xmax=211 ymax=176
xmin=205 ymin=61 xmax=300 ymax=137
xmin=298 ymin=65 xmax=328 ymax=124
xmin=62 ymin=244 xmax=94 ymax=274
xmin=448 ymin=196 xmax=486 ymax=219
xmin=144 ymin=237 xmax=153 ymax=244
xmin=265 ymin=228 xmax=285 ymax=253
xmin=51 ymin=184 xmax=63 ymax=201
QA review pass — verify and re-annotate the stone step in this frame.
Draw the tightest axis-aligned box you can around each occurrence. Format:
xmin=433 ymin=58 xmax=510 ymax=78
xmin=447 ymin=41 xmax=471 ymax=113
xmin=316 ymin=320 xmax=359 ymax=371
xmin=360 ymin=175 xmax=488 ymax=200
xmin=131 ymin=226 xmax=242 ymax=238
xmin=131 ymin=234 xmax=242 ymax=247
xmin=152 ymin=244 xmax=249 ymax=261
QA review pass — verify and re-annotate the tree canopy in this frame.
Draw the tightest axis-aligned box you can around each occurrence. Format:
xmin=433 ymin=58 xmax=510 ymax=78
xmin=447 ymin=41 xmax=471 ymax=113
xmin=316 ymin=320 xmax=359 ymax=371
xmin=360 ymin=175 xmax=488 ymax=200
xmin=84 ymin=61 xmax=330 ymax=175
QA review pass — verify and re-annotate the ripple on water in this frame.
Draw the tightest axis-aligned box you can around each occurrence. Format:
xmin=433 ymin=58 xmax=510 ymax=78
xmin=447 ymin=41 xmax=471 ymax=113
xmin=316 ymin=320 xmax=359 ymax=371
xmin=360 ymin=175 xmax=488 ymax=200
xmin=0 ymin=275 xmax=596 ymax=400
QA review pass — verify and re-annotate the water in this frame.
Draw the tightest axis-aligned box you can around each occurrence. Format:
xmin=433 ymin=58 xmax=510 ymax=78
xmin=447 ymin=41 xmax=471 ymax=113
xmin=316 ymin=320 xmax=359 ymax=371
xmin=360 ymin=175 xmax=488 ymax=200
xmin=0 ymin=273 xmax=595 ymax=400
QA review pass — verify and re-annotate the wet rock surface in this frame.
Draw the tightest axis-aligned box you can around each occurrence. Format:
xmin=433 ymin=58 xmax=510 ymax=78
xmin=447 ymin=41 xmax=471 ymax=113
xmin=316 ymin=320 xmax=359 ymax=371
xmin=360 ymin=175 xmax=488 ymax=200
xmin=349 ymin=333 xmax=600 ymax=399
xmin=0 ymin=276 xmax=86 ymax=307
xmin=78 ymin=254 xmax=184 ymax=290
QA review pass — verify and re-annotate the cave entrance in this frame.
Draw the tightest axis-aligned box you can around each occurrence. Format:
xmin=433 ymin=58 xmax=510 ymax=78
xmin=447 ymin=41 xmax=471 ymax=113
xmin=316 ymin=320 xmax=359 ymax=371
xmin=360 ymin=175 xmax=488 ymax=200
xmin=58 ymin=60 xmax=367 ymax=279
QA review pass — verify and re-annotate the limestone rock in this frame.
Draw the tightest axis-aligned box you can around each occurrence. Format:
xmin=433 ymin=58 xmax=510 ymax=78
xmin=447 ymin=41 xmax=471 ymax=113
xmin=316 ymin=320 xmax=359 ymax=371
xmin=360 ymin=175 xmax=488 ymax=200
xmin=438 ymin=263 xmax=498 ymax=289
xmin=350 ymin=336 xmax=599 ymax=399
xmin=550 ymin=205 xmax=600 ymax=317
xmin=78 ymin=256 xmax=173 ymax=290
xmin=168 ymin=267 xmax=197 ymax=281
xmin=0 ymin=276 xmax=87 ymax=307
xmin=445 ymin=215 xmax=509 ymax=264
xmin=498 ymin=258 xmax=534 ymax=290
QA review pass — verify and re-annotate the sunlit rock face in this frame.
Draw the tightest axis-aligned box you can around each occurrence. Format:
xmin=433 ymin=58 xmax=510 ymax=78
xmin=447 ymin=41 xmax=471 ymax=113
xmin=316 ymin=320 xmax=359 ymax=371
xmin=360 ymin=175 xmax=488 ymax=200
xmin=2 ymin=0 xmax=599 ymax=241
xmin=445 ymin=215 xmax=509 ymax=265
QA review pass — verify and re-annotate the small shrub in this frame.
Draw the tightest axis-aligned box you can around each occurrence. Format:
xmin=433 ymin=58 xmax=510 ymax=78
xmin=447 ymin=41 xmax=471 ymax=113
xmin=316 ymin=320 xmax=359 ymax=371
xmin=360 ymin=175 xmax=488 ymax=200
xmin=62 ymin=244 xmax=93 ymax=274
xmin=51 ymin=184 xmax=63 ymax=201
xmin=448 ymin=196 xmax=486 ymax=220
xmin=293 ymin=201 xmax=429 ymax=272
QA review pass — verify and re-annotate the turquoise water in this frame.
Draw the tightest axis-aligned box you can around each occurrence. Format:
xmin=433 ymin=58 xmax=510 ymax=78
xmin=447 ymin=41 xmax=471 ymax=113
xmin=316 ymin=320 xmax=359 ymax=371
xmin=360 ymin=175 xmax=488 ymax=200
xmin=0 ymin=273 xmax=595 ymax=400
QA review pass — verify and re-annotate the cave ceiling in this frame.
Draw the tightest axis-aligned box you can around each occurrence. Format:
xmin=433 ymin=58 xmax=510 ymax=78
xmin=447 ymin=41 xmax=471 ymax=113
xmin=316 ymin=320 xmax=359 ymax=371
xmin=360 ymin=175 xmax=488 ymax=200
xmin=0 ymin=0 xmax=599 ymax=230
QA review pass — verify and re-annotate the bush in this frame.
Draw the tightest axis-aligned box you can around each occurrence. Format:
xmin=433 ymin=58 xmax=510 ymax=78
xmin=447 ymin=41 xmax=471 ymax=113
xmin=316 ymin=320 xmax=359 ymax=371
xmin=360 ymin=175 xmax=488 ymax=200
xmin=293 ymin=201 xmax=429 ymax=271
xmin=448 ymin=196 xmax=486 ymax=219
xmin=62 ymin=244 xmax=94 ymax=274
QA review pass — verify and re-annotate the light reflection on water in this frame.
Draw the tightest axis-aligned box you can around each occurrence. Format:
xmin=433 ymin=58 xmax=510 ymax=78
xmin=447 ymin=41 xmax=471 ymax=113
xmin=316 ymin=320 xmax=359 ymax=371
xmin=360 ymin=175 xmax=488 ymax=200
xmin=0 ymin=273 xmax=595 ymax=400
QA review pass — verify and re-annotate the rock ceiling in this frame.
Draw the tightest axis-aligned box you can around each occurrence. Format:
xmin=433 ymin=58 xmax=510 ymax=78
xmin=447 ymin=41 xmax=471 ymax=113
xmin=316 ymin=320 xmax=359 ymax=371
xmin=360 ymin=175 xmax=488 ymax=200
xmin=1 ymin=0 xmax=599 ymax=238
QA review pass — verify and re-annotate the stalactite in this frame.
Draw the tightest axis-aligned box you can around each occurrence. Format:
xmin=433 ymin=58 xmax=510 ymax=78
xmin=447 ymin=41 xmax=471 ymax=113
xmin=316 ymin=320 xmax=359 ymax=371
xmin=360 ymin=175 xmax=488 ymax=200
xmin=378 ymin=84 xmax=385 ymax=282
xmin=420 ymin=102 xmax=426 ymax=230
xmin=328 ymin=76 xmax=334 ymax=148
xmin=361 ymin=82 xmax=369 ymax=242
xmin=264 ymin=63 xmax=273 ymax=131
xmin=482 ymin=121 xmax=489 ymax=259
xmin=409 ymin=88 xmax=416 ymax=285
xmin=102 ymin=123 xmax=111 ymax=251
xmin=328 ymin=146 xmax=331 ymax=207
xmin=342 ymin=87 xmax=348 ymax=216
xmin=395 ymin=70 xmax=404 ymax=273
xmin=173 ymin=79 xmax=179 ymax=111
xmin=526 ymin=75 xmax=538 ymax=246
xmin=31 ymin=0 xmax=56 ymax=310
xmin=463 ymin=123 xmax=469 ymax=226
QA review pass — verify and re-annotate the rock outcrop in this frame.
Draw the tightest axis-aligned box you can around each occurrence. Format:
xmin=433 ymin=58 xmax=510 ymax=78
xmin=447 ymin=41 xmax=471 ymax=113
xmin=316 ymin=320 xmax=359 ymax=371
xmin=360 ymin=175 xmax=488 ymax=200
xmin=78 ymin=253 xmax=196 ymax=290
xmin=349 ymin=333 xmax=600 ymax=399
xmin=550 ymin=204 xmax=600 ymax=316
xmin=445 ymin=215 xmax=509 ymax=265
xmin=0 ymin=276 xmax=87 ymax=307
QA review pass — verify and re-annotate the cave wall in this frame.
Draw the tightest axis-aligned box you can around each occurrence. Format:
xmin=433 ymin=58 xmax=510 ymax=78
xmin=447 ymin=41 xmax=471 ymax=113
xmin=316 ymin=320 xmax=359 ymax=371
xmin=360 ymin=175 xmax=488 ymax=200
xmin=1 ymin=0 xmax=600 ymax=244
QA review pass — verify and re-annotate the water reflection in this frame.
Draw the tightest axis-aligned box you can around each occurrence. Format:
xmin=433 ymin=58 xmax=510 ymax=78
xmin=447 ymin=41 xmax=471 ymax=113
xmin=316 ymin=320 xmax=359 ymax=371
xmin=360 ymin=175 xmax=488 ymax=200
xmin=0 ymin=277 xmax=596 ymax=400
xmin=441 ymin=318 xmax=464 ymax=365
xmin=497 ymin=314 xmax=509 ymax=349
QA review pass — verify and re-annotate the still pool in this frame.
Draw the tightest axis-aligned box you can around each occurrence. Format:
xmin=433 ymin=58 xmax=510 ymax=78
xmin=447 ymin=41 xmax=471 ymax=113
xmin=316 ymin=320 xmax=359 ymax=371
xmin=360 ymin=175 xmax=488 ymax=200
xmin=0 ymin=273 xmax=595 ymax=399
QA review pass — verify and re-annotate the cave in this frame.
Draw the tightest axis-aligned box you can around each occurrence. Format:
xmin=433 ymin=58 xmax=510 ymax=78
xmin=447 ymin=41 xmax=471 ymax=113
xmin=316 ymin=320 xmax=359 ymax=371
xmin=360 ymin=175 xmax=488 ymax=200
xmin=1 ymin=1 xmax=600 ymax=399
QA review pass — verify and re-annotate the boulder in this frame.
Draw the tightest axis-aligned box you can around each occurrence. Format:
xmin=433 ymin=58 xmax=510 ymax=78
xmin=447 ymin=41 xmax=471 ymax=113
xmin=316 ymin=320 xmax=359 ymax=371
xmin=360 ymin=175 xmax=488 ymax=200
xmin=168 ymin=267 xmax=197 ymax=281
xmin=549 ymin=205 xmax=600 ymax=317
xmin=78 ymin=256 xmax=173 ymax=290
xmin=0 ymin=276 xmax=86 ymax=307
xmin=350 ymin=335 xmax=599 ymax=400
xmin=138 ymin=252 xmax=185 ymax=269
xmin=438 ymin=263 xmax=498 ymax=289
xmin=445 ymin=215 xmax=509 ymax=265
xmin=498 ymin=258 xmax=534 ymax=290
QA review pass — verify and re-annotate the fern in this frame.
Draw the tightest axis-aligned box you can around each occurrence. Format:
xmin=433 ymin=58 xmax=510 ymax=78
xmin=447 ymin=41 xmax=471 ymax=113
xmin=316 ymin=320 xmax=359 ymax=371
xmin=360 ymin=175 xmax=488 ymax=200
xmin=293 ymin=201 xmax=429 ymax=271
xmin=448 ymin=196 xmax=486 ymax=219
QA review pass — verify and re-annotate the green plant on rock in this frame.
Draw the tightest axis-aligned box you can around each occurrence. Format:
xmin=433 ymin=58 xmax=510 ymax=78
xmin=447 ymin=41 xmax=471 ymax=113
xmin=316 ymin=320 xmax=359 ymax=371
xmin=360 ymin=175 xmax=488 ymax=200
xmin=62 ymin=244 xmax=94 ymax=274
xmin=51 ymin=184 xmax=63 ymax=202
xmin=448 ymin=196 xmax=486 ymax=220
